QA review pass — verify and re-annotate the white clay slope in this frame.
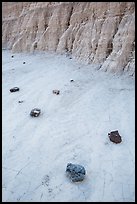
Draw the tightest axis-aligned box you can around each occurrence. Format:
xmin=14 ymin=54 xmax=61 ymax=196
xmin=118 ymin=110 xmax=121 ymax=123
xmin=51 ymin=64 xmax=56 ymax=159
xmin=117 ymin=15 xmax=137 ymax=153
xmin=2 ymin=50 xmax=135 ymax=202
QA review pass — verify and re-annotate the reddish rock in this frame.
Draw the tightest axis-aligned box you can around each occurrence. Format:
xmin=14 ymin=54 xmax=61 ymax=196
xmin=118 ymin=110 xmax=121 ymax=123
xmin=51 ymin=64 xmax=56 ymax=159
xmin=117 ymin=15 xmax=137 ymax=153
xmin=108 ymin=130 xmax=122 ymax=144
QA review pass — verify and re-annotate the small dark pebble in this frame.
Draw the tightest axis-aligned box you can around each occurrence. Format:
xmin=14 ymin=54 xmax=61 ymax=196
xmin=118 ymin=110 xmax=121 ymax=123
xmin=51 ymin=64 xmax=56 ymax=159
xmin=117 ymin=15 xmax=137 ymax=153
xmin=11 ymin=55 xmax=14 ymax=58
xmin=18 ymin=100 xmax=24 ymax=103
xmin=53 ymin=90 xmax=60 ymax=95
xmin=23 ymin=62 xmax=26 ymax=64
xmin=70 ymin=79 xmax=74 ymax=82
xmin=10 ymin=87 xmax=19 ymax=92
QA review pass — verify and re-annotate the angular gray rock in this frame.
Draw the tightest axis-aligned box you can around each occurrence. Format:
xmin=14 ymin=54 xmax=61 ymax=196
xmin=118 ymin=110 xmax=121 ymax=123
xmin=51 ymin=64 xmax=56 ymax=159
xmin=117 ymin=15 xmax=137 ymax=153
xmin=30 ymin=108 xmax=41 ymax=117
xmin=66 ymin=163 xmax=86 ymax=182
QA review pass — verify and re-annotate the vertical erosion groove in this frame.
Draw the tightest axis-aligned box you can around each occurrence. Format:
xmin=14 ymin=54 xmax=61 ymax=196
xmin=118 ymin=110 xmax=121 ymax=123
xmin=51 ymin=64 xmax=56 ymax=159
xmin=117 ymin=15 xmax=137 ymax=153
xmin=67 ymin=5 xmax=73 ymax=29
xmin=106 ymin=40 xmax=113 ymax=58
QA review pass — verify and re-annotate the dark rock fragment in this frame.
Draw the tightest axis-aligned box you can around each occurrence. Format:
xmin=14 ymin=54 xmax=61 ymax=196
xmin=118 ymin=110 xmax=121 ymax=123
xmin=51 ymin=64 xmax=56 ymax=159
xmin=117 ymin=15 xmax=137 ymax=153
xmin=52 ymin=90 xmax=60 ymax=95
xmin=108 ymin=130 xmax=122 ymax=144
xmin=30 ymin=108 xmax=41 ymax=117
xmin=10 ymin=87 xmax=19 ymax=92
xmin=66 ymin=163 xmax=86 ymax=182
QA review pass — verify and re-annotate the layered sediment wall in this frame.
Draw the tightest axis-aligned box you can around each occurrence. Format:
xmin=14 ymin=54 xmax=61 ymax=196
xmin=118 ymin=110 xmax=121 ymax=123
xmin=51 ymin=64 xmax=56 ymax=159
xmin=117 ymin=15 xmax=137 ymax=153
xmin=2 ymin=2 xmax=135 ymax=75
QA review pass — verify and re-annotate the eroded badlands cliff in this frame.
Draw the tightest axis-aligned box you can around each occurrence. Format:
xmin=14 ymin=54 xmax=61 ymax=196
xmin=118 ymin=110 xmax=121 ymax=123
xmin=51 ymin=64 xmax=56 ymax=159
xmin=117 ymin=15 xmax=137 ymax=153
xmin=2 ymin=2 xmax=135 ymax=75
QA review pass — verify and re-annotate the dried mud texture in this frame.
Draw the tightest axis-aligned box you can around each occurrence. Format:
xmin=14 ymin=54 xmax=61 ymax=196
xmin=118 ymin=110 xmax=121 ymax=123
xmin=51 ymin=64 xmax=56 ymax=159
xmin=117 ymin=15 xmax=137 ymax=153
xmin=2 ymin=2 xmax=135 ymax=75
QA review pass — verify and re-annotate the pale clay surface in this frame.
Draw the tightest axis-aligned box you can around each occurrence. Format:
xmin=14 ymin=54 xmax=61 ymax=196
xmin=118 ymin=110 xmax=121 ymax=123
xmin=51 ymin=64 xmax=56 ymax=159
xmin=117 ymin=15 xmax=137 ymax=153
xmin=2 ymin=50 xmax=135 ymax=202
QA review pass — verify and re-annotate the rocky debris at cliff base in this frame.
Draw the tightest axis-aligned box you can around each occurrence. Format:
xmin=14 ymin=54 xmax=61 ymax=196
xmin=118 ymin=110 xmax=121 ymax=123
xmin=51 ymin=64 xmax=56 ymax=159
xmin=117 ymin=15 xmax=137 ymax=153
xmin=108 ymin=130 xmax=122 ymax=144
xmin=10 ymin=87 xmax=19 ymax=92
xmin=30 ymin=108 xmax=41 ymax=117
xmin=66 ymin=163 xmax=86 ymax=182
